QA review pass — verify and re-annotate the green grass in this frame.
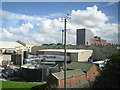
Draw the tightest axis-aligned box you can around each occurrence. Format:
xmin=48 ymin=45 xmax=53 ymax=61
xmin=1 ymin=80 xmax=46 ymax=89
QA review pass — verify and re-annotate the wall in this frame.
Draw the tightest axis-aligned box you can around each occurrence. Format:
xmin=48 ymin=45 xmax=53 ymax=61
xmin=58 ymin=74 xmax=87 ymax=88
xmin=86 ymin=65 xmax=100 ymax=82
xmin=78 ymin=50 xmax=93 ymax=62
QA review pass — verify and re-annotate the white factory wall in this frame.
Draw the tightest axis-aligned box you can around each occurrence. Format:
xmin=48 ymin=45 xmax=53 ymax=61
xmin=78 ymin=50 xmax=93 ymax=62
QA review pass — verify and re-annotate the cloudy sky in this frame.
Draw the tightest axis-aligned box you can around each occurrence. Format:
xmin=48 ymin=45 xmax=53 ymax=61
xmin=0 ymin=2 xmax=119 ymax=44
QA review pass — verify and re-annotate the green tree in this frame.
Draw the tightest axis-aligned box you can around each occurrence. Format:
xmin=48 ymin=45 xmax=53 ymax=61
xmin=91 ymin=52 xmax=120 ymax=88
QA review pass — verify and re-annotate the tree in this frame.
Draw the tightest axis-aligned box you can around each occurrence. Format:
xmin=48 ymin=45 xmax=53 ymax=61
xmin=91 ymin=52 xmax=120 ymax=88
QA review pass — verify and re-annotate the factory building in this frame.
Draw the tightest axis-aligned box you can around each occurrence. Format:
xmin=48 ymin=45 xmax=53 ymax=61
xmin=76 ymin=28 xmax=94 ymax=45
xmin=37 ymin=49 xmax=93 ymax=62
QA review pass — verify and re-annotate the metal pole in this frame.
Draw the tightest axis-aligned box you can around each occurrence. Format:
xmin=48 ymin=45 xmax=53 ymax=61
xmin=64 ymin=18 xmax=67 ymax=89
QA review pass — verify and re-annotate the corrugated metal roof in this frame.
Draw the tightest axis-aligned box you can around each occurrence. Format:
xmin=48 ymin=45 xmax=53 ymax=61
xmin=52 ymin=69 xmax=85 ymax=80
xmin=67 ymin=62 xmax=94 ymax=72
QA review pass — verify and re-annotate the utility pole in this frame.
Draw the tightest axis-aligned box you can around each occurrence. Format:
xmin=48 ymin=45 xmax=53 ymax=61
xmin=63 ymin=14 xmax=70 ymax=89
xmin=64 ymin=18 xmax=67 ymax=89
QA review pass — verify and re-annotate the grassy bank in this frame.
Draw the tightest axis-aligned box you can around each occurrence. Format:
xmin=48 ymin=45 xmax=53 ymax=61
xmin=1 ymin=80 xmax=46 ymax=89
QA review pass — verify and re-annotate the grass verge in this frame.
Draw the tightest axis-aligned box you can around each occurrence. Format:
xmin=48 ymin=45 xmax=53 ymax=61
xmin=1 ymin=80 xmax=46 ymax=89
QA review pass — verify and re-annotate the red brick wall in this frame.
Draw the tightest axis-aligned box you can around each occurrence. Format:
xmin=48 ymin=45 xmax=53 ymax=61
xmin=86 ymin=65 xmax=100 ymax=82
xmin=58 ymin=74 xmax=87 ymax=88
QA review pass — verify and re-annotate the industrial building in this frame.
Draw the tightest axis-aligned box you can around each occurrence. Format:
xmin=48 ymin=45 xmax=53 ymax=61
xmin=37 ymin=49 xmax=93 ymax=62
xmin=47 ymin=62 xmax=100 ymax=88
xmin=76 ymin=28 xmax=94 ymax=45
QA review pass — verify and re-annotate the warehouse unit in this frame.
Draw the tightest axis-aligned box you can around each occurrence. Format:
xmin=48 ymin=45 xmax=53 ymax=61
xmin=37 ymin=49 xmax=93 ymax=62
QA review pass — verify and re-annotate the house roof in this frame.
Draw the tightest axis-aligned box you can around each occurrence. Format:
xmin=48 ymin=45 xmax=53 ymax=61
xmin=52 ymin=69 xmax=85 ymax=80
xmin=67 ymin=62 xmax=94 ymax=72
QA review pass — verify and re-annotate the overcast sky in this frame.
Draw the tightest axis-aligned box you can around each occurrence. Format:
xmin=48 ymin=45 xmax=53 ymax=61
xmin=0 ymin=2 xmax=119 ymax=44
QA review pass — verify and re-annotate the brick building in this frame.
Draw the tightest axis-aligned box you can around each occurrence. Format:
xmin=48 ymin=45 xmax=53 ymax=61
xmin=90 ymin=36 xmax=108 ymax=46
xmin=47 ymin=69 xmax=88 ymax=88
xmin=47 ymin=62 xmax=100 ymax=88
xmin=67 ymin=62 xmax=100 ymax=81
